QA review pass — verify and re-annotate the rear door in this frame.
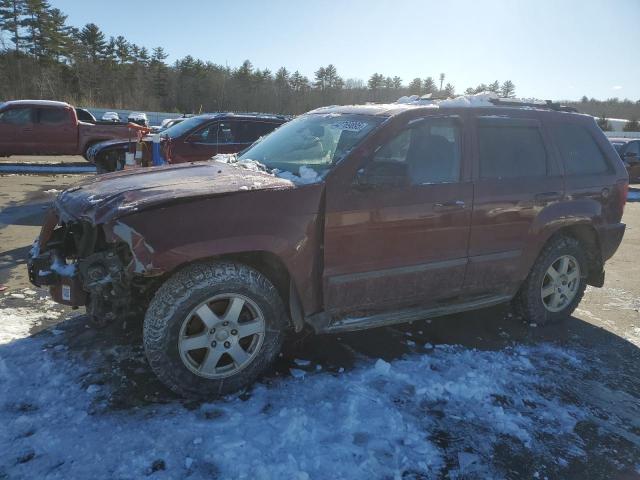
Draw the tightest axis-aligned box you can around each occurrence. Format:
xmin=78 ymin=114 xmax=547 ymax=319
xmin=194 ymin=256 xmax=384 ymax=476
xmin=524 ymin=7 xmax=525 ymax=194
xmin=323 ymin=115 xmax=473 ymax=314
xmin=465 ymin=115 xmax=563 ymax=295
xmin=0 ymin=107 xmax=35 ymax=154
xmin=33 ymin=107 xmax=77 ymax=154
xmin=548 ymin=121 xmax=626 ymax=223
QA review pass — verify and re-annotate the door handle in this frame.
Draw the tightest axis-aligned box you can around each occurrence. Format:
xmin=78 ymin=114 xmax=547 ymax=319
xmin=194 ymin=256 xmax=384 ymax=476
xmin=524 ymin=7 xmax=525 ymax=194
xmin=433 ymin=200 xmax=466 ymax=211
xmin=534 ymin=192 xmax=562 ymax=203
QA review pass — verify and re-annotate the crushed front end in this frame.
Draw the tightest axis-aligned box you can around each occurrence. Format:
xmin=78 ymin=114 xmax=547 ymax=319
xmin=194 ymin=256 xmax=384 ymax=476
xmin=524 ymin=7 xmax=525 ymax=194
xmin=27 ymin=208 xmax=143 ymax=326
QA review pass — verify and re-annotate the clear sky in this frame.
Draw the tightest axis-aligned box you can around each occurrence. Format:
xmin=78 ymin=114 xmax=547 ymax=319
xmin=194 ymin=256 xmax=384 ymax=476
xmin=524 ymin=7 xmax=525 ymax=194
xmin=52 ymin=0 xmax=639 ymax=101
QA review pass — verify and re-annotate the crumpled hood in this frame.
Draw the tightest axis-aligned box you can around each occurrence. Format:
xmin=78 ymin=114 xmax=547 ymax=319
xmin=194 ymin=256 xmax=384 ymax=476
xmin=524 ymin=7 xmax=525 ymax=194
xmin=55 ymin=161 xmax=295 ymax=224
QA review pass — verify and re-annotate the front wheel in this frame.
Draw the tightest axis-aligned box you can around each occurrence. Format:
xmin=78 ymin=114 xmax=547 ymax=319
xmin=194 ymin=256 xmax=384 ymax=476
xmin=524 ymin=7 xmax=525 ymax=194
xmin=143 ymin=261 xmax=287 ymax=398
xmin=512 ymin=236 xmax=587 ymax=325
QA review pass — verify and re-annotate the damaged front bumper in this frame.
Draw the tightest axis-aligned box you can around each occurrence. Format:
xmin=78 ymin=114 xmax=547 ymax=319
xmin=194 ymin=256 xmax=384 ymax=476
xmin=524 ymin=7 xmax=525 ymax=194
xmin=27 ymin=209 xmax=139 ymax=324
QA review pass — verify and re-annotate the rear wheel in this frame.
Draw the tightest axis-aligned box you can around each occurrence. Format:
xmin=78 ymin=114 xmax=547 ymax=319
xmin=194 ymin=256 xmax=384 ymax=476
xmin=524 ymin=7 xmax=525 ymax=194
xmin=143 ymin=261 xmax=287 ymax=398
xmin=513 ymin=236 xmax=587 ymax=325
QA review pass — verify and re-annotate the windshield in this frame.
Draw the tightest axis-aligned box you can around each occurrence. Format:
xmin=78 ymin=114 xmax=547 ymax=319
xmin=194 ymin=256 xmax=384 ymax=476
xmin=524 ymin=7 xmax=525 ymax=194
xmin=238 ymin=113 xmax=384 ymax=173
xmin=162 ymin=115 xmax=208 ymax=139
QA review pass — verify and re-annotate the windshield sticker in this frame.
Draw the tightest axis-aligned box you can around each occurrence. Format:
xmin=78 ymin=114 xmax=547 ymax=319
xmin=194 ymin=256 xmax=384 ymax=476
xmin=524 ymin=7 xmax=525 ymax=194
xmin=331 ymin=120 xmax=369 ymax=132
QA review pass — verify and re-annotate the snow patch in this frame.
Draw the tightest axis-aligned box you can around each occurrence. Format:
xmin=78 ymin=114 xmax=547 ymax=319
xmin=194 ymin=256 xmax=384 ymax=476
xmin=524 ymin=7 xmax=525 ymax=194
xmin=213 ymin=154 xmax=322 ymax=185
xmin=396 ymin=92 xmax=500 ymax=108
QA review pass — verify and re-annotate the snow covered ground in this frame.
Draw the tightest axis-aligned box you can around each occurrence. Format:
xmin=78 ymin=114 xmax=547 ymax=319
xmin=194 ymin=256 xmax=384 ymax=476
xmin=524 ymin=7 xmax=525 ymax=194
xmin=1 ymin=288 xmax=639 ymax=479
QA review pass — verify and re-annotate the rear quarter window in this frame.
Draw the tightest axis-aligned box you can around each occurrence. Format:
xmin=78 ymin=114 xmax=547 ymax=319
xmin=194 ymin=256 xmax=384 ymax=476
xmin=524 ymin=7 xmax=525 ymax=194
xmin=478 ymin=123 xmax=547 ymax=179
xmin=550 ymin=123 xmax=611 ymax=175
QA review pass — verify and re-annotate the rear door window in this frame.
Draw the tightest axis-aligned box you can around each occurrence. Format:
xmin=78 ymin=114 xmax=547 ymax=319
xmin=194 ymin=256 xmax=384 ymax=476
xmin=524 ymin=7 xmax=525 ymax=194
xmin=38 ymin=108 xmax=69 ymax=125
xmin=0 ymin=108 xmax=34 ymax=125
xmin=550 ymin=124 xmax=611 ymax=175
xmin=478 ymin=121 xmax=547 ymax=179
xmin=235 ymin=121 xmax=281 ymax=143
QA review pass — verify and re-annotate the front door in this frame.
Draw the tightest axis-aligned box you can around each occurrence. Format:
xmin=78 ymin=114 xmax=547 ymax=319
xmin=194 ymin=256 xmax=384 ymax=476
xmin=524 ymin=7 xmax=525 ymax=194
xmin=323 ymin=116 xmax=473 ymax=315
xmin=177 ymin=121 xmax=220 ymax=163
xmin=0 ymin=107 xmax=35 ymax=155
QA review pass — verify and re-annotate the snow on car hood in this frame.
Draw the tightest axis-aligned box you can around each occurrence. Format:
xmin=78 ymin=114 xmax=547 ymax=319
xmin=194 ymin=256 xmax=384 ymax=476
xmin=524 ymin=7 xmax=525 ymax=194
xmin=55 ymin=161 xmax=296 ymax=224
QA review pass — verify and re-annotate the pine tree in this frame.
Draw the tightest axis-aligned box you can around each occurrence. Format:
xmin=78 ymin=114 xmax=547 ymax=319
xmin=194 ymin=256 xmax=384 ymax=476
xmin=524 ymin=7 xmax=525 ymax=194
xmin=313 ymin=66 xmax=326 ymax=90
xmin=45 ymin=8 xmax=71 ymax=61
xmin=324 ymin=64 xmax=342 ymax=89
xmin=501 ymin=80 xmax=515 ymax=97
xmin=78 ymin=23 xmax=106 ymax=61
xmin=114 ymin=35 xmax=129 ymax=64
xmin=444 ymin=83 xmax=455 ymax=97
xmin=408 ymin=77 xmax=421 ymax=95
xmin=423 ymin=77 xmax=436 ymax=94
xmin=151 ymin=46 xmax=169 ymax=104
xmin=0 ymin=0 xmax=25 ymax=53
xmin=368 ymin=73 xmax=384 ymax=90
xmin=22 ymin=0 xmax=52 ymax=58
xmin=274 ymin=66 xmax=289 ymax=89
xmin=488 ymin=80 xmax=500 ymax=93
xmin=392 ymin=76 xmax=402 ymax=89
xmin=290 ymin=70 xmax=309 ymax=91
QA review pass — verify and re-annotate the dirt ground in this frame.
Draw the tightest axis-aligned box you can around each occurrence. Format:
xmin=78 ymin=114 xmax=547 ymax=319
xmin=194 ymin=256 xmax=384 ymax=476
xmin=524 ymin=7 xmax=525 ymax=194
xmin=1 ymin=163 xmax=639 ymax=478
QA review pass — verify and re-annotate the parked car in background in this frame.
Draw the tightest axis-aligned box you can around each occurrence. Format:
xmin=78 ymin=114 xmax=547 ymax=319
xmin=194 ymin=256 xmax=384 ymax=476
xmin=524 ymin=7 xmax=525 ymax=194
xmin=86 ymin=112 xmax=289 ymax=172
xmin=0 ymin=100 xmax=144 ymax=159
xmin=610 ymin=137 xmax=640 ymax=182
xmin=101 ymin=111 xmax=121 ymax=122
xmin=158 ymin=116 xmax=190 ymax=131
xmin=75 ymin=107 xmax=96 ymax=123
xmin=128 ymin=112 xmax=148 ymax=128
xmin=29 ymin=98 xmax=628 ymax=397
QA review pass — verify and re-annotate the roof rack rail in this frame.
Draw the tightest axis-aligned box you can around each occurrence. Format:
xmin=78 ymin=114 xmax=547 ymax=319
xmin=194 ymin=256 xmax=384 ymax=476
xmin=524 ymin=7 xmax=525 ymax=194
xmin=489 ymin=98 xmax=578 ymax=113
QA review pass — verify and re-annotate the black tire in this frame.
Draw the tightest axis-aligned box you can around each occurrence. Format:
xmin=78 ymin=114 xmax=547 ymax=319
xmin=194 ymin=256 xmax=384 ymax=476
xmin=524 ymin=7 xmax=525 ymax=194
xmin=143 ymin=261 xmax=287 ymax=398
xmin=512 ymin=235 xmax=587 ymax=325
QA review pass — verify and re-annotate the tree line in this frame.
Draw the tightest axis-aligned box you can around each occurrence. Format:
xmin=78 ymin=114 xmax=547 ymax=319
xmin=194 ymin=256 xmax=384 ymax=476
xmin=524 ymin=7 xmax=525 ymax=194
xmin=2 ymin=0 xmax=639 ymax=123
xmin=0 ymin=1 xmax=523 ymax=115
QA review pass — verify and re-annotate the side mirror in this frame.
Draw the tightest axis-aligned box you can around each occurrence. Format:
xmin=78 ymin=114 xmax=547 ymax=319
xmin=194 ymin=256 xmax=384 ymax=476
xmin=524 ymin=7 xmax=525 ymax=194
xmin=354 ymin=161 xmax=408 ymax=190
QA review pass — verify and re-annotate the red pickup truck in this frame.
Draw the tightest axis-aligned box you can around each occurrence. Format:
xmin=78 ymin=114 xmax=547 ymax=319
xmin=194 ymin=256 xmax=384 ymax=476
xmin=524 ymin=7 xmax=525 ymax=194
xmin=0 ymin=100 xmax=142 ymax=159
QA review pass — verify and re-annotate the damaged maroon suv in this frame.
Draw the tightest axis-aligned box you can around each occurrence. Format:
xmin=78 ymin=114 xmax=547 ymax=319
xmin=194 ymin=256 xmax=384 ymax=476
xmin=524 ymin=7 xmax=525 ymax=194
xmin=29 ymin=100 xmax=628 ymax=397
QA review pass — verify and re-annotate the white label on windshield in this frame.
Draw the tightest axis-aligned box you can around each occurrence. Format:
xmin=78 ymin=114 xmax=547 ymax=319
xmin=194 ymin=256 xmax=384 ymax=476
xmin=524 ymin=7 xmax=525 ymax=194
xmin=331 ymin=120 xmax=369 ymax=132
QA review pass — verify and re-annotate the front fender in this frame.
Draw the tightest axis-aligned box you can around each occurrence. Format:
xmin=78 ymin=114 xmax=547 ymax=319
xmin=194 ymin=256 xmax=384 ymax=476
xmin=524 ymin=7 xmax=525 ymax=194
xmin=104 ymin=185 xmax=325 ymax=313
xmin=85 ymin=139 xmax=130 ymax=163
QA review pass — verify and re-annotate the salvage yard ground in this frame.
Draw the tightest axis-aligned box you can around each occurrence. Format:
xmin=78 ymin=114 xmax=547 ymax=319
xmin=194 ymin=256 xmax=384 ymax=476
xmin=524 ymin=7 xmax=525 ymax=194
xmin=0 ymin=159 xmax=639 ymax=479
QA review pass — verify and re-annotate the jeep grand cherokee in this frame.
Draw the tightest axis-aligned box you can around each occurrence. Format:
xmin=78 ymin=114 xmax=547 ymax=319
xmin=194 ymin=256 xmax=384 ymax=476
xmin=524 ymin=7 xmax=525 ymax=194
xmin=29 ymin=99 xmax=628 ymax=397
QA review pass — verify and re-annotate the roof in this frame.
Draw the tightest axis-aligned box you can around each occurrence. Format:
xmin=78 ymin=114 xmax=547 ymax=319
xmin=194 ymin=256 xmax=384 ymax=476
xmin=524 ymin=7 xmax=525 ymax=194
xmin=309 ymin=94 xmax=584 ymax=119
xmin=309 ymin=104 xmax=422 ymax=117
xmin=1 ymin=99 xmax=71 ymax=108
xmin=198 ymin=112 xmax=291 ymax=122
xmin=307 ymin=103 xmax=587 ymax=121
